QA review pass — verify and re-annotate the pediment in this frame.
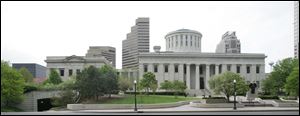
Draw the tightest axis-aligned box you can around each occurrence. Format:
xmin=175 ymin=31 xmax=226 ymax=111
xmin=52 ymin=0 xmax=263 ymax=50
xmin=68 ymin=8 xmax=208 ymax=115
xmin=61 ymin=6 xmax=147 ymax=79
xmin=63 ymin=55 xmax=86 ymax=62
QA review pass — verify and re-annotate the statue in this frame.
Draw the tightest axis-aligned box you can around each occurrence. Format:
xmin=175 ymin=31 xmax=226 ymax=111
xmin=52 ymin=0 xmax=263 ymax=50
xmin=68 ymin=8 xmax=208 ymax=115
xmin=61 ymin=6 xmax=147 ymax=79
xmin=249 ymin=82 xmax=257 ymax=94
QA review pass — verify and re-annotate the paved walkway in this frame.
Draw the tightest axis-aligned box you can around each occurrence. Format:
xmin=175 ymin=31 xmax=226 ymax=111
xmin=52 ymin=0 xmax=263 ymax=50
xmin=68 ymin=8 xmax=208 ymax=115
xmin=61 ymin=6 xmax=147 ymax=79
xmin=54 ymin=104 xmax=299 ymax=113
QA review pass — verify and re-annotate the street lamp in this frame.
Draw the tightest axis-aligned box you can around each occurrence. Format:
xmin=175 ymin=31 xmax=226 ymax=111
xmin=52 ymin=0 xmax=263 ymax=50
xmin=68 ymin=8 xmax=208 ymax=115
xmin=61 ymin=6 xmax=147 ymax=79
xmin=134 ymin=80 xmax=137 ymax=112
xmin=233 ymin=79 xmax=237 ymax=110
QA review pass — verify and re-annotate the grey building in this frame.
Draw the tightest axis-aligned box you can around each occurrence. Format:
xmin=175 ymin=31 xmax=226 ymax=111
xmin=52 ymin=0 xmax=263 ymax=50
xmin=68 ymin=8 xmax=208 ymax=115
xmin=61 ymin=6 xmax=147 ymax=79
xmin=138 ymin=29 xmax=266 ymax=96
xmin=122 ymin=17 xmax=150 ymax=69
xmin=45 ymin=55 xmax=110 ymax=81
xmin=216 ymin=31 xmax=241 ymax=53
xmin=86 ymin=46 xmax=116 ymax=67
xmin=294 ymin=1 xmax=299 ymax=58
xmin=12 ymin=63 xmax=47 ymax=78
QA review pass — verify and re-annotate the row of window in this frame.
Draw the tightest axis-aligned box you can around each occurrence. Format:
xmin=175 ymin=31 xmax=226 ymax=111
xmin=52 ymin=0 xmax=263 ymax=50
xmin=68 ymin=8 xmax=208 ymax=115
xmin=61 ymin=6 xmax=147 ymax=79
xmin=57 ymin=68 xmax=81 ymax=77
xmin=167 ymin=35 xmax=200 ymax=48
xmin=143 ymin=64 xmax=261 ymax=74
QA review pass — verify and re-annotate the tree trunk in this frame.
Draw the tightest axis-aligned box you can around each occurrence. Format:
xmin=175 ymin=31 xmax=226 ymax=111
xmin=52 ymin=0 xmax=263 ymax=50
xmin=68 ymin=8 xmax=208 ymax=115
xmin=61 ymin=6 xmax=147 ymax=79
xmin=227 ymin=95 xmax=230 ymax=103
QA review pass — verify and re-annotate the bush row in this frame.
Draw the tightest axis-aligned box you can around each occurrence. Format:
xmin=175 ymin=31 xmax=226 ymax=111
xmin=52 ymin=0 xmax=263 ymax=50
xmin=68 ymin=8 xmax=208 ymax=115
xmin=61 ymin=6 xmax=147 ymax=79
xmin=258 ymin=95 xmax=279 ymax=99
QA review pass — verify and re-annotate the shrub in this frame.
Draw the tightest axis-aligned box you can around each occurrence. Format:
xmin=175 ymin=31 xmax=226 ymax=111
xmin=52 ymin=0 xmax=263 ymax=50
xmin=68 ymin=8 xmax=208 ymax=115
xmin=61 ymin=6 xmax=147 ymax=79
xmin=51 ymin=90 xmax=76 ymax=107
xmin=258 ymin=95 xmax=279 ymax=99
xmin=125 ymin=91 xmax=186 ymax=96
xmin=23 ymin=84 xmax=38 ymax=93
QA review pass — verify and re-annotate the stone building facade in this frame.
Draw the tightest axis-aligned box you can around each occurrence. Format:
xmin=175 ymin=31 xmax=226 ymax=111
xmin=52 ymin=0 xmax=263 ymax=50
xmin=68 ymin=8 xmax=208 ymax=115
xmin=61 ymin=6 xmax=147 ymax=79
xmin=138 ymin=29 xmax=266 ymax=96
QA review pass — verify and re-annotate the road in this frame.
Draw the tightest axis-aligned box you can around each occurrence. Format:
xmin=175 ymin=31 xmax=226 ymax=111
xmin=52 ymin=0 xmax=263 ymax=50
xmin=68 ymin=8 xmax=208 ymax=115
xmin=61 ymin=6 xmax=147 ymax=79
xmin=1 ymin=111 xmax=299 ymax=115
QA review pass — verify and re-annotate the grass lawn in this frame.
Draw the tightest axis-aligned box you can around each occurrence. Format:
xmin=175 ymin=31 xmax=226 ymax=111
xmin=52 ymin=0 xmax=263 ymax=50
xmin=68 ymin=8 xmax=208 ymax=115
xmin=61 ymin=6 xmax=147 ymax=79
xmin=89 ymin=94 xmax=200 ymax=104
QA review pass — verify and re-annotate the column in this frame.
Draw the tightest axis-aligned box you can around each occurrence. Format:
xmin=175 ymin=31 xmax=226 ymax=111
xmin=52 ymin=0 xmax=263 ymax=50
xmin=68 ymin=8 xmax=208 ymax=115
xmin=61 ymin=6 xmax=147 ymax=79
xmin=232 ymin=64 xmax=237 ymax=73
xmin=215 ymin=64 xmax=219 ymax=75
xmin=186 ymin=64 xmax=191 ymax=89
xmin=139 ymin=63 xmax=144 ymax=80
xmin=148 ymin=63 xmax=153 ymax=72
xmin=205 ymin=64 xmax=210 ymax=90
xmin=241 ymin=64 xmax=247 ymax=80
xmin=158 ymin=63 xmax=164 ymax=85
xmin=251 ymin=64 xmax=256 ymax=81
xmin=195 ymin=64 xmax=200 ymax=90
xmin=222 ymin=64 xmax=227 ymax=73
xmin=169 ymin=63 xmax=175 ymax=81
xmin=179 ymin=64 xmax=184 ymax=82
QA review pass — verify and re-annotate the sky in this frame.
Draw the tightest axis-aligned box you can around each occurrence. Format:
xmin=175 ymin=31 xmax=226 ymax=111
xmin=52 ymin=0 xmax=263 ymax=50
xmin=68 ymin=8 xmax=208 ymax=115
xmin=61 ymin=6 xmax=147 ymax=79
xmin=1 ymin=1 xmax=295 ymax=73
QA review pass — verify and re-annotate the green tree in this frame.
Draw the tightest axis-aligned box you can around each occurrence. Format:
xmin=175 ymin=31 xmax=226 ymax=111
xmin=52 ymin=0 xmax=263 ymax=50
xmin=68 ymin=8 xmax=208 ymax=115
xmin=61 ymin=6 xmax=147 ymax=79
xmin=100 ymin=65 xmax=118 ymax=98
xmin=18 ymin=67 xmax=34 ymax=83
xmin=160 ymin=80 xmax=174 ymax=92
xmin=75 ymin=65 xmax=103 ymax=100
xmin=139 ymin=72 xmax=157 ymax=95
xmin=209 ymin=71 xmax=248 ymax=102
xmin=48 ymin=69 xmax=62 ymax=85
xmin=150 ymin=80 xmax=158 ymax=95
xmin=262 ymin=58 xmax=298 ymax=95
xmin=1 ymin=60 xmax=25 ymax=107
xmin=118 ymin=77 xmax=131 ymax=93
xmin=173 ymin=80 xmax=187 ymax=98
xmin=285 ymin=66 xmax=299 ymax=96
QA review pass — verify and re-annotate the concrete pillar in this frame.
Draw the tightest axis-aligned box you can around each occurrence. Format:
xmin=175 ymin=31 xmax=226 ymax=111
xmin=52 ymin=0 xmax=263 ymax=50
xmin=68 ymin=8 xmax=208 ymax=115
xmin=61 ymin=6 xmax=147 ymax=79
xmin=139 ymin=63 xmax=144 ymax=80
xmin=186 ymin=64 xmax=191 ymax=89
xmin=169 ymin=63 xmax=175 ymax=81
xmin=205 ymin=64 xmax=210 ymax=90
xmin=222 ymin=64 xmax=227 ymax=73
xmin=232 ymin=64 xmax=237 ymax=73
xmin=179 ymin=64 xmax=184 ymax=82
xmin=215 ymin=64 xmax=219 ymax=75
xmin=195 ymin=64 xmax=200 ymax=90
xmin=158 ymin=63 xmax=164 ymax=85
xmin=241 ymin=64 xmax=247 ymax=80
xmin=148 ymin=63 xmax=153 ymax=72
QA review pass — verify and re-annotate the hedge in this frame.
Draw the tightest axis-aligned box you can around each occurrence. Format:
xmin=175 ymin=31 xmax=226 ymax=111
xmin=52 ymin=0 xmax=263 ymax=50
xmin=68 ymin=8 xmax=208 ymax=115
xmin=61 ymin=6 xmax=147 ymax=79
xmin=258 ymin=95 xmax=279 ymax=99
xmin=125 ymin=91 xmax=186 ymax=96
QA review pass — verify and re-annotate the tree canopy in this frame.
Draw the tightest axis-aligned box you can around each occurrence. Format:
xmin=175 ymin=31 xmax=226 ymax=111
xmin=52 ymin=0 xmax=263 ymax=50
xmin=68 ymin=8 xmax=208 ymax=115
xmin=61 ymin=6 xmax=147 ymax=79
xmin=209 ymin=71 xmax=248 ymax=102
xmin=285 ymin=66 xmax=299 ymax=96
xmin=1 ymin=60 xmax=25 ymax=107
xmin=48 ymin=69 xmax=62 ymax=85
xmin=139 ymin=72 xmax=157 ymax=95
xmin=18 ymin=67 xmax=34 ymax=83
xmin=262 ymin=58 xmax=299 ymax=95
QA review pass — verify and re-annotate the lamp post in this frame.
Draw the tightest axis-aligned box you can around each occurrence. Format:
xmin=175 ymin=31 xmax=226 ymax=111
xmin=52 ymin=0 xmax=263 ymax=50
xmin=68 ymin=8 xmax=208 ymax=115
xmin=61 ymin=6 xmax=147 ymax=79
xmin=134 ymin=80 xmax=137 ymax=112
xmin=233 ymin=79 xmax=237 ymax=110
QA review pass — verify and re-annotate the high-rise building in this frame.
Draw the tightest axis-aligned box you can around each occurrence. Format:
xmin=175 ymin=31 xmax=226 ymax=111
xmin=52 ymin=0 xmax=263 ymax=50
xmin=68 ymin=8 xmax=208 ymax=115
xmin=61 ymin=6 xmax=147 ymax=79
xmin=294 ymin=1 xmax=299 ymax=59
xmin=122 ymin=17 xmax=150 ymax=69
xmin=216 ymin=31 xmax=241 ymax=53
xmin=86 ymin=46 xmax=116 ymax=67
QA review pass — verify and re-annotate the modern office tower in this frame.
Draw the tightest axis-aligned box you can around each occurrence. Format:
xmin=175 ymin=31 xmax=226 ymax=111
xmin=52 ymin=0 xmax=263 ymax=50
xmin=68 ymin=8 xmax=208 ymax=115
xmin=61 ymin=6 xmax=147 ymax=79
xmin=216 ymin=31 xmax=241 ymax=53
xmin=86 ymin=46 xmax=116 ymax=67
xmin=12 ymin=63 xmax=47 ymax=78
xmin=294 ymin=1 xmax=299 ymax=58
xmin=122 ymin=17 xmax=150 ymax=69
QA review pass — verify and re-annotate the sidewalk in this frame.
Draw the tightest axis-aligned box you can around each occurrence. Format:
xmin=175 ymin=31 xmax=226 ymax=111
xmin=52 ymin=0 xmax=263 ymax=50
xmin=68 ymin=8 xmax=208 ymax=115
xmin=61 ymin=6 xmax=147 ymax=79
xmin=64 ymin=106 xmax=299 ymax=113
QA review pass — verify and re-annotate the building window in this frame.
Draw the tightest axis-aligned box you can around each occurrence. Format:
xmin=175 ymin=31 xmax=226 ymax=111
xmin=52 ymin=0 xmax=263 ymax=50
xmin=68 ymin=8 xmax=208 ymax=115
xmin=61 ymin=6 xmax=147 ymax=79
xmin=180 ymin=36 xmax=183 ymax=47
xmin=194 ymin=37 xmax=196 ymax=47
xmin=200 ymin=66 xmax=203 ymax=74
xmin=164 ymin=65 xmax=168 ymax=73
xmin=227 ymin=65 xmax=231 ymax=71
xmin=256 ymin=66 xmax=260 ymax=73
xmin=144 ymin=65 xmax=148 ymax=72
xmin=186 ymin=37 xmax=188 ymax=46
xmin=69 ymin=69 xmax=73 ymax=76
xmin=59 ymin=68 xmax=64 ymax=76
xmin=154 ymin=65 xmax=158 ymax=73
xmin=175 ymin=65 xmax=178 ymax=73
xmin=171 ymin=37 xmax=173 ymax=47
xmin=168 ymin=38 xmax=170 ymax=48
xmin=76 ymin=69 xmax=80 ymax=74
xmin=237 ymin=65 xmax=240 ymax=73
xmin=247 ymin=66 xmax=250 ymax=73
xmin=198 ymin=37 xmax=200 ymax=47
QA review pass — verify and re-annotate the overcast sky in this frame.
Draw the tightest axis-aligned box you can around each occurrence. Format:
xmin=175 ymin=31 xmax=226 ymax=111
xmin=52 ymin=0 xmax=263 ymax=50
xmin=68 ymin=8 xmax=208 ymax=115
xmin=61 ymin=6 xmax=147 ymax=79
xmin=1 ymin=1 xmax=295 ymax=73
